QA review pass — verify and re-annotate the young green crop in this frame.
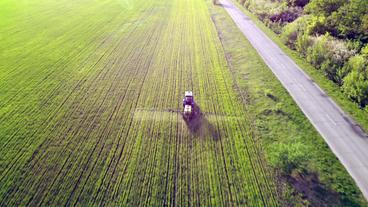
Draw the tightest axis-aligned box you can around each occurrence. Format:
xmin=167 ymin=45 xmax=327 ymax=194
xmin=0 ymin=0 xmax=279 ymax=205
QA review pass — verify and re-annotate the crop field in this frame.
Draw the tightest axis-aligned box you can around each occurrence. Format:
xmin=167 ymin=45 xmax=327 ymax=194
xmin=0 ymin=0 xmax=280 ymax=206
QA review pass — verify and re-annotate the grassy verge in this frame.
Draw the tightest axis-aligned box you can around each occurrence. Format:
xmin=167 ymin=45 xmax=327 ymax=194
xmin=208 ymin=1 xmax=367 ymax=206
xmin=230 ymin=0 xmax=368 ymax=133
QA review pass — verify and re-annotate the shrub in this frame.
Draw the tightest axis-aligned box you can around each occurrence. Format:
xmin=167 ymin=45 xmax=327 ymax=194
xmin=281 ymin=15 xmax=326 ymax=49
xmin=305 ymin=0 xmax=348 ymax=16
xmin=281 ymin=22 xmax=300 ymax=48
xmin=281 ymin=15 xmax=311 ymax=48
xmin=305 ymin=34 xmax=355 ymax=82
xmin=342 ymin=54 xmax=368 ymax=107
xmin=362 ymin=44 xmax=368 ymax=55
xmin=324 ymin=38 xmax=356 ymax=83
xmin=304 ymin=15 xmax=327 ymax=35
xmin=327 ymin=0 xmax=368 ymax=42
xmin=345 ymin=40 xmax=364 ymax=53
xmin=295 ymin=33 xmax=313 ymax=55
xmin=306 ymin=35 xmax=330 ymax=67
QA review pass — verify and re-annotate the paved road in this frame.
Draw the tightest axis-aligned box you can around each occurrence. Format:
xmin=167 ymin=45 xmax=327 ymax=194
xmin=220 ymin=0 xmax=368 ymax=200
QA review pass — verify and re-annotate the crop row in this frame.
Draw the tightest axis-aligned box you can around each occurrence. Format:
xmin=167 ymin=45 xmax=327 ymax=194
xmin=0 ymin=0 xmax=280 ymax=205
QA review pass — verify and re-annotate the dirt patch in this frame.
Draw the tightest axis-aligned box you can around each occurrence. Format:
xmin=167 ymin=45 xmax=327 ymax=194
xmin=285 ymin=172 xmax=342 ymax=207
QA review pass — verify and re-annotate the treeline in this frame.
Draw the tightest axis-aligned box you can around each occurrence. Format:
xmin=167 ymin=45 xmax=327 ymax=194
xmin=238 ymin=0 xmax=368 ymax=109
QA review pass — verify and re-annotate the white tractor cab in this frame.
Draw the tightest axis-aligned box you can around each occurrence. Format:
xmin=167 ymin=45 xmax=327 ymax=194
xmin=183 ymin=91 xmax=194 ymax=119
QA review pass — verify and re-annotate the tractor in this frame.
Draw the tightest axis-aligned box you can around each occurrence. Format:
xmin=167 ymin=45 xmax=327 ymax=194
xmin=183 ymin=91 xmax=195 ymax=119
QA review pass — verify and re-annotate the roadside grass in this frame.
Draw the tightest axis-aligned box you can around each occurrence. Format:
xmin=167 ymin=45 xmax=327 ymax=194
xmin=231 ymin=0 xmax=368 ymax=133
xmin=208 ymin=1 xmax=367 ymax=206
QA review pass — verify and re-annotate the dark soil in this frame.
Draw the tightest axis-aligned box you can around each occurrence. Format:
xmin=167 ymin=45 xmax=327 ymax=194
xmin=285 ymin=171 xmax=343 ymax=207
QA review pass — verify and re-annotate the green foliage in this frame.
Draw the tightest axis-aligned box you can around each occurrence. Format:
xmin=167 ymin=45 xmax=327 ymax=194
xmin=281 ymin=16 xmax=310 ymax=48
xmin=281 ymin=15 xmax=327 ymax=49
xmin=306 ymin=34 xmax=329 ymax=67
xmin=1 ymin=0 xmax=291 ymax=205
xmin=342 ymin=54 xmax=368 ymax=107
xmin=241 ymin=0 xmax=368 ymax=107
xmin=301 ymin=34 xmax=355 ymax=82
xmin=305 ymin=0 xmax=348 ymax=16
xmin=295 ymin=33 xmax=313 ymax=55
xmin=325 ymin=38 xmax=356 ymax=82
xmin=305 ymin=15 xmax=327 ymax=35
xmin=361 ymin=44 xmax=368 ymax=55
xmin=327 ymin=0 xmax=368 ymax=42
xmin=338 ymin=45 xmax=367 ymax=81
xmin=268 ymin=142 xmax=309 ymax=174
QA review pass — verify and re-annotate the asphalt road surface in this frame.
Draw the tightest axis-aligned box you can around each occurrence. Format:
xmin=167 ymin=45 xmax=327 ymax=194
xmin=220 ymin=0 xmax=368 ymax=200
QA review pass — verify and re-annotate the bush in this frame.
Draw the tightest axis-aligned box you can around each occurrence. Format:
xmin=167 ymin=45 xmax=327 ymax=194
xmin=267 ymin=142 xmax=309 ymax=174
xmin=324 ymin=38 xmax=356 ymax=83
xmin=281 ymin=22 xmax=299 ymax=48
xmin=305 ymin=0 xmax=348 ymax=16
xmin=304 ymin=15 xmax=327 ymax=35
xmin=281 ymin=15 xmax=327 ymax=49
xmin=281 ymin=16 xmax=311 ymax=48
xmin=304 ymin=34 xmax=355 ymax=82
xmin=306 ymin=35 xmax=329 ymax=67
xmin=295 ymin=33 xmax=313 ymax=55
xmin=362 ymin=44 xmax=368 ymax=55
xmin=327 ymin=0 xmax=368 ymax=42
xmin=342 ymin=54 xmax=368 ymax=107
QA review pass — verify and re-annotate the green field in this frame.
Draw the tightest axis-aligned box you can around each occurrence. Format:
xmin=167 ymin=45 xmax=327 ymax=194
xmin=0 ymin=0 xmax=281 ymax=205
xmin=2 ymin=0 xmax=367 ymax=205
